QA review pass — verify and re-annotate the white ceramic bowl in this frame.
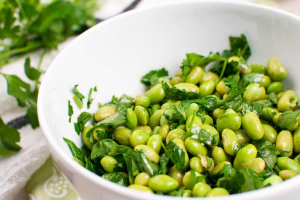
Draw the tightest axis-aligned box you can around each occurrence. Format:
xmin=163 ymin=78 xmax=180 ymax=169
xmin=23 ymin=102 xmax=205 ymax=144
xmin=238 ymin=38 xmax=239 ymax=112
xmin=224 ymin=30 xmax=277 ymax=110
xmin=38 ymin=1 xmax=300 ymax=199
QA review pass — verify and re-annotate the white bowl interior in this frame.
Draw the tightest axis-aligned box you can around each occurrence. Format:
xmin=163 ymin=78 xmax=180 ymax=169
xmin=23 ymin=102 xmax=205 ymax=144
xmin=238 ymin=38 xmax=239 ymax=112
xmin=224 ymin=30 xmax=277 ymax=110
xmin=38 ymin=1 xmax=300 ymax=200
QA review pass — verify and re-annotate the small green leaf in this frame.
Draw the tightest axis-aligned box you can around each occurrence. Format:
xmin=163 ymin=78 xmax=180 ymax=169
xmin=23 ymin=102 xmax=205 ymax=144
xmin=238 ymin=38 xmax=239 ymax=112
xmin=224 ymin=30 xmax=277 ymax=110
xmin=0 ymin=117 xmax=22 ymax=151
xmin=140 ymin=68 xmax=169 ymax=86
xmin=24 ymin=57 xmax=42 ymax=80
xmin=68 ymin=100 xmax=73 ymax=122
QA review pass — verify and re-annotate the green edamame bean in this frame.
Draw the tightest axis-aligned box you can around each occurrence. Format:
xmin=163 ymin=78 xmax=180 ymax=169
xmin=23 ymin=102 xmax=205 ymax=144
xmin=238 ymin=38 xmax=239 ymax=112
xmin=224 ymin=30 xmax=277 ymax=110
xmin=151 ymin=104 xmax=161 ymax=114
xmin=160 ymin=109 xmax=176 ymax=126
xmin=174 ymin=83 xmax=199 ymax=93
xmin=168 ymin=166 xmax=184 ymax=189
xmin=262 ymin=124 xmax=277 ymax=144
xmin=190 ymin=157 xmax=205 ymax=173
xmin=222 ymin=128 xmax=240 ymax=156
xmin=130 ymin=130 xmax=150 ymax=147
xmin=185 ymin=137 xmax=208 ymax=156
xmin=217 ymin=109 xmax=241 ymax=132
xmin=134 ymin=172 xmax=150 ymax=186
xmin=152 ymin=126 xmax=161 ymax=135
xmin=133 ymin=125 xmax=152 ymax=135
xmin=250 ymin=64 xmax=267 ymax=74
xmin=148 ymin=110 xmax=164 ymax=129
xmin=134 ymin=145 xmax=160 ymax=164
xmin=199 ymin=80 xmax=216 ymax=96
xmin=201 ymin=115 xmax=214 ymax=125
xmin=95 ymin=105 xmax=117 ymax=122
xmin=199 ymin=155 xmax=215 ymax=172
xmin=276 ymin=130 xmax=293 ymax=157
xmin=145 ymin=84 xmax=165 ymax=104
xmin=134 ymin=106 xmax=149 ymax=125
xmin=267 ymin=57 xmax=287 ymax=81
xmin=170 ymin=76 xmax=183 ymax=86
xmin=113 ymin=127 xmax=132 ymax=146
xmin=126 ymin=108 xmax=137 ymax=129
xmin=242 ymin=112 xmax=264 ymax=140
xmin=167 ymin=191 xmax=177 ymax=196
xmin=128 ymin=184 xmax=154 ymax=193
xmin=186 ymin=115 xmax=202 ymax=134
xmin=263 ymin=175 xmax=283 ymax=187
xmin=267 ymin=82 xmax=284 ymax=94
xmin=186 ymin=103 xmax=200 ymax=119
xmin=278 ymin=90 xmax=299 ymax=112
xmin=261 ymin=75 xmax=271 ymax=88
xmin=294 ymin=154 xmax=300 ymax=165
xmin=216 ymin=81 xmax=230 ymax=97
xmin=233 ymin=144 xmax=257 ymax=170
xmin=147 ymin=135 xmax=162 ymax=154
xmin=212 ymin=108 xmax=226 ymax=120
xmin=277 ymin=92 xmax=284 ymax=99
xmin=185 ymin=66 xmax=204 ymax=84
xmin=101 ymin=156 xmax=117 ymax=173
xmin=206 ymin=188 xmax=229 ymax=197
xmin=279 ymin=170 xmax=297 ymax=180
xmin=210 ymin=161 xmax=231 ymax=175
xmin=193 ymin=183 xmax=212 ymax=197
xmin=173 ymin=138 xmax=189 ymax=169
xmin=294 ymin=127 xmax=300 ymax=153
xmin=243 ymin=83 xmax=266 ymax=102
xmin=161 ymin=101 xmax=175 ymax=110
xmin=82 ymin=125 xmax=94 ymax=150
xmin=211 ymin=147 xmax=231 ymax=165
xmin=166 ymin=129 xmax=185 ymax=144
xmin=200 ymin=71 xmax=219 ymax=84
xmin=236 ymin=129 xmax=251 ymax=145
xmin=183 ymin=171 xmax=205 ymax=190
xmin=136 ymin=96 xmax=151 ymax=108
xmin=277 ymin=157 xmax=300 ymax=173
xmin=182 ymin=190 xmax=192 ymax=197
xmin=159 ymin=124 xmax=170 ymax=141
xmin=250 ymin=158 xmax=265 ymax=173
xmin=148 ymin=175 xmax=179 ymax=193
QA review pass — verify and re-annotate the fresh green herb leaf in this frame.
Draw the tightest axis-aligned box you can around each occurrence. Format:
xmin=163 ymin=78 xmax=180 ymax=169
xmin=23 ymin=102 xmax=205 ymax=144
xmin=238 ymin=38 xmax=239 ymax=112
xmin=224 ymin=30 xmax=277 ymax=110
xmin=158 ymin=153 xmax=170 ymax=174
xmin=95 ymin=112 xmax=126 ymax=128
xmin=277 ymin=110 xmax=300 ymax=130
xmin=165 ymin=140 xmax=186 ymax=169
xmin=94 ymin=86 xmax=97 ymax=92
xmin=73 ymin=84 xmax=85 ymax=102
xmin=140 ymin=68 xmax=169 ymax=86
xmin=252 ymin=140 xmax=280 ymax=169
xmin=63 ymin=137 xmax=85 ymax=162
xmin=162 ymin=81 xmax=200 ymax=100
xmin=81 ymin=145 xmax=91 ymax=158
xmin=241 ymin=100 xmax=273 ymax=118
xmin=269 ymin=92 xmax=278 ymax=105
xmin=76 ymin=111 xmax=92 ymax=134
xmin=228 ymin=34 xmax=251 ymax=60
xmin=87 ymin=88 xmax=94 ymax=109
xmin=176 ymin=186 xmax=185 ymax=197
xmin=2 ymin=73 xmax=39 ymax=128
xmin=190 ymin=125 xmax=219 ymax=146
xmin=24 ymin=57 xmax=42 ymax=80
xmin=239 ymin=73 xmax=263 ymax=88
xmin=0 ymin=117 xmax=21 ymax=151
xmin=85 ymin=157 xmax=95 ymax=173
xmin=102 ymin=172 xmax=129 ymax=186
xmin=74 ymin=123 xmax=80 ymax=135
xmin=116 ymin=94 xmax=135 ymax=116
xmin=91 ymin=139 xmax=120 ymax=160
xmin=68 ymin=100 xmax=73 ymax=122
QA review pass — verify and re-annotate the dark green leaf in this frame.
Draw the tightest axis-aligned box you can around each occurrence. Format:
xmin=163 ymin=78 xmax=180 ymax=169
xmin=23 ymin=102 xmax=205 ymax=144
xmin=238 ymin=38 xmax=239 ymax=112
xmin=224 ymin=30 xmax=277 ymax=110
xmin=91 ymin=139 xmax=119 ymax=160
xmin=165 ymin=140 xmax=186 ymax=169
xmin=190 ymin=125 xmax=219 ymax=146
xmin=176 ymin=186 xmax=185 ymax=197
xmin=158 ymin=153 xmax=170 ymax=174
xmin=63 ymin=137 xmax=84 ymax=162
xmin=140 ymin=68 xmax=168 ymax=86
xmin=24 ymin=57 xmax=41 ymax=80
xmin=116 ymin=94 xmax=135 ymax=116
xmin=162 ymin=81 xmax=200 ymax=100
xmin=73 ymin=84 xmax=85 ymax=103
xmin=277 ymin=110 xmax=300 ymax=130
xmin=68 ymin=100 xmax=73 ymax=122
xmin=252 ymin=140 xmax=280 ymax=169
xmin=239 ymin=73 xmax=263 ymax=88
xmin=0 ymin=117 xmax=21 ymax=151
xmin=76 ymin=111 xmax=92 ymax=133
xmin=102 ymin=172 xmax=129 ymax=186
xmin=229 ymin=34 xmax=251 ymax=60
xmin=87 ymin=88 xmax=94 ymax=109
xmin=95 ymin=112 xmax=126 ymax=128
xmin=269 ymin=92 xmax=278 ymax=105
xmin=85 ymin=157 xmax=95 ymax=173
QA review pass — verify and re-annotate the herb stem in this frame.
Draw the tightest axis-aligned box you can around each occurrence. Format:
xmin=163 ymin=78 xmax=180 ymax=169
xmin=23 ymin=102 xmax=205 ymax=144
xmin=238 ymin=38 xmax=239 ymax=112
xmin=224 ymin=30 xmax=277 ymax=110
xmin=73 ymin=96 xmax=83 ymax=109
xmin=0 ymin=42 xmax=43 ymax=61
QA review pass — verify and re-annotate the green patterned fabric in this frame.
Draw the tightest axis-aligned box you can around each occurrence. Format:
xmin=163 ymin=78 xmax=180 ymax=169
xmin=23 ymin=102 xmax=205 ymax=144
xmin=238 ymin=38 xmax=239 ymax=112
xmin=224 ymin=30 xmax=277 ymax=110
xmin=26 ymin=157 xmax=82 ymax=200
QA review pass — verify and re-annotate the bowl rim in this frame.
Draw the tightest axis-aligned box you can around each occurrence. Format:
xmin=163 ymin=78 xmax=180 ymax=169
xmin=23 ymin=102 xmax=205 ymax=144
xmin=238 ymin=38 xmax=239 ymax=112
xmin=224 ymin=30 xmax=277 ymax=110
xmin=38 ymin=0 xmax=300 ymax=199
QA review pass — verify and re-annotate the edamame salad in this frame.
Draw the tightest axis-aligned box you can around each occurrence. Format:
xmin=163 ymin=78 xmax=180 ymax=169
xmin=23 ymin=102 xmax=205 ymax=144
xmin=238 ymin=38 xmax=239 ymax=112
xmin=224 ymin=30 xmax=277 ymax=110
xmin=65 ymin=34 xmax=300 ymax=197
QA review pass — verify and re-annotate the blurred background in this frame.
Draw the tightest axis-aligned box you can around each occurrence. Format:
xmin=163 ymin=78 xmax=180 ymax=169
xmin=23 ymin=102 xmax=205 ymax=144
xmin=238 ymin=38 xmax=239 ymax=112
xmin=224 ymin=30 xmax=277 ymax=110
xmin=0 ymin=0 xmax=299 ymax=200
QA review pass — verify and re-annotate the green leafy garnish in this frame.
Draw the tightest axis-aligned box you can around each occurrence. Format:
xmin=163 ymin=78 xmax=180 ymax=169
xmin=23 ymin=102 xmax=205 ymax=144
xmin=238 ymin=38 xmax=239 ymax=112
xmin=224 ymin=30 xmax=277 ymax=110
xmin=102 ymin=172 xmax=129 ymax=186
xmin=0 ymin=117 xmax=22 ymax=151
xmin=74 ymin=111 xmax=92 ymax=135
xmin=73 ymin=84 xmax=85 ymax=109
xmin=269 ymin=92 xmax=278 ymax=105
xmin=24 ymin=57 xmax=42 ymax=81
xmin=162 ymin=81 xmax=199 ymax=100
xmin=63 ymin=137 xmax=85 ymax=163
xmin=239 ymin=73 xmax=263 ymax=88
xmin=68 ymin=100 xmax=73 ymax=122
xmin=165 ymin=140 xmax=186 ymax=169
xmin=190 ymin=125 xmax=219 ymax=146
xmin=87 ymin=88 xmax=94 ymax=109
xmin=228 ymin=34 xmax=251 ymax=60
xmin=277 ymin=110 xmax=300 ymax=130
xmin=140 ymin=68 xmax=169 ymax=86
